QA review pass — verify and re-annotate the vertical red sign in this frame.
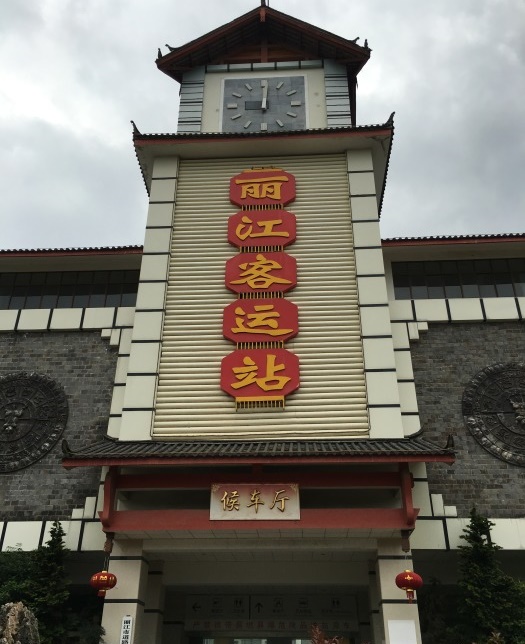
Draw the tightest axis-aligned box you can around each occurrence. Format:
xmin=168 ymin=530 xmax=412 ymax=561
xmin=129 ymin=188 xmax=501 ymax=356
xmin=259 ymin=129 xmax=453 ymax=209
xmin=222 ymin=168 xmax=300 ymax=408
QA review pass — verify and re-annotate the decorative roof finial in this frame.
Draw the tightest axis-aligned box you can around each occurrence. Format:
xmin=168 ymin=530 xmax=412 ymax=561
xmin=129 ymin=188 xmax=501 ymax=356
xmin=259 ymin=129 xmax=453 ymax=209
xmin=261 ymin=0 xmax=266 ymax=6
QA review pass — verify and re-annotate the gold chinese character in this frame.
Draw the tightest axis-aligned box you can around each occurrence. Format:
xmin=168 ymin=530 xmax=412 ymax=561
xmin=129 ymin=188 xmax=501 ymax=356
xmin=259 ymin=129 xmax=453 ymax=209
xmin=270 ymin=489 xmax=289 ymax=512
xmin=231 ymin=304 xmax=293 ymax=337
xmin=235 ymin=215 xmax=290 ymax=241
xmin=221 ymin=490 xmax=240 ymax=511
xmin=230 ymin=254 xmax=292 ymax=290
xmin=247 ymin=489 xmax=265 ymax=513
xmin=235 ymin=176 xmax=289 ymax=201
xmin=231 ymin=354 xmax=291 ymax=392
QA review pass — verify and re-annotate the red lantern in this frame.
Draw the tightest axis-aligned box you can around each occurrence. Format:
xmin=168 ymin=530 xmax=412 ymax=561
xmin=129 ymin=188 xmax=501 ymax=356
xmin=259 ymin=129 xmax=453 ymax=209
xmin=395 ymin=569 xmax=423 ymax=603
xmin=90 ymin=570 xmax=117 ymax=597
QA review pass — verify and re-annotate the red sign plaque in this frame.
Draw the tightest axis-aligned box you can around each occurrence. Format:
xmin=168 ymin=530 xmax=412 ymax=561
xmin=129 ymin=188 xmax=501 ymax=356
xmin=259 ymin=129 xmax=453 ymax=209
xmin=223 ymin=298 xmax=299 ymax=344
xmin=221 ymin=349 xmax=300 ymax=401
xmin=228 ymin=210 xmax=297 ymax=248
xmin=230 ymin=169 xmax=296 ymax=207
xmin=225 ymin=252 xmax=297 ymax=294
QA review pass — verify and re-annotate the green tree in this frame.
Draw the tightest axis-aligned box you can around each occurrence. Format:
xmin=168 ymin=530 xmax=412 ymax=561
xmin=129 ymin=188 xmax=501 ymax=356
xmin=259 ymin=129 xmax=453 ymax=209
xmin=455 ymin=508 xmax=525 ymax=644
xmin=0 ymin=521 xmax=104 ymax=644
xmin=28 ymin=520 xmax=70 ymax=643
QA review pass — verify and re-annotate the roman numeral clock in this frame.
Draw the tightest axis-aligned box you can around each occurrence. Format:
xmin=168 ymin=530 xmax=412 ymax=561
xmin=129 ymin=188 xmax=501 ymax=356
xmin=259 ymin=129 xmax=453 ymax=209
xmin=222 ymin=76 xmax=306 ymax=132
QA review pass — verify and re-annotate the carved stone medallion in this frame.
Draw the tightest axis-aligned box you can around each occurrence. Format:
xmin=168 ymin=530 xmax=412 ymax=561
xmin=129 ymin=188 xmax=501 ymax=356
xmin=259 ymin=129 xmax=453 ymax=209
xmin=462 ymin=362 xmax=525 ymax=466
xmin=0 ymin=373 xmax=68 ymax=473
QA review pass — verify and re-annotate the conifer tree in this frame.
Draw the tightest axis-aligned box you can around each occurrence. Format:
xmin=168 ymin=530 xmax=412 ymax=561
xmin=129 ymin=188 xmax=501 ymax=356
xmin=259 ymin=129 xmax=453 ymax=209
xmin=29 ymin=520 xmax=70 ymax=644
xmin=456 ymin=508 xmax=525 ymax=644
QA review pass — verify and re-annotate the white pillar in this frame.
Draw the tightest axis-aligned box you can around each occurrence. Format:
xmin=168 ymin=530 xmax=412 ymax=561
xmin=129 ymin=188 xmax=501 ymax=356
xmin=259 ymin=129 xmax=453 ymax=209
xmin=142 ymin=562 xmax=165 ymax=644
xmin=368 ymin=561 xmax=384 ymax=644
xmin=376 ymin=539 xmax=422 ymax=644
xmin=101 ymin=539 xmax=148 ymax=644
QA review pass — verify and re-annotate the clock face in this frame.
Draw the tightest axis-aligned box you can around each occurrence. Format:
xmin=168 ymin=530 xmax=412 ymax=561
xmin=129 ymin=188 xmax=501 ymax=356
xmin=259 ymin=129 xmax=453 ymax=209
xmin=222 ymin=76 xmax=306 ymax=133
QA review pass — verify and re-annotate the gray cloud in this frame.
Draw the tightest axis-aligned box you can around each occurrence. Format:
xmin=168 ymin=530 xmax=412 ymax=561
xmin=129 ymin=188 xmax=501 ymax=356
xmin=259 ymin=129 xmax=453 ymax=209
xmin=1 ymin=0 xmax=524 ymax=249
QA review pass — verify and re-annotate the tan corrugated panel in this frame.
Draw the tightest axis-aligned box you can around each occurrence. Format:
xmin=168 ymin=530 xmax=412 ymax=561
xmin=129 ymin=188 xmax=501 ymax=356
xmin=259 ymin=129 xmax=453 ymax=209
xmin=153 ymin=154 xmax=369 ymax=439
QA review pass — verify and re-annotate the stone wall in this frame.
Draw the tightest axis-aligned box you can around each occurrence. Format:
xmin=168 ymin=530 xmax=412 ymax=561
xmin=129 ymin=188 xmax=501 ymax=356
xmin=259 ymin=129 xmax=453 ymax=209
xmin=0 ymin=331 xmax=116 ymax=521
xmin=411 ymin=322 xmax=525 ymax=518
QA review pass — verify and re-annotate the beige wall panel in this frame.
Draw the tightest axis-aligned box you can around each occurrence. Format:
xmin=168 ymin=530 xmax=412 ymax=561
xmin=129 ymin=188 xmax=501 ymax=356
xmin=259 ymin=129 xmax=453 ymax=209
xmin=355 ymin=247 xmax=385 ymax=276
xmin=368 ymin=406 xmax=404 ymax=439
xmin=135 ymin=282 xmax=167 ymax=310
xmin=50 ymin=308 xmax=83 ymax=330
xmin=388 ymin=301 xmax=414 ymax=321
xmin=357 ymin=276 xmax=389 ymax=305
xmin=146 ymin=203 xmax=175 ymax=227
xmin=149 ymin=178 xmax=177 ymax=202
xmin=0 ymin=310 xmax=18 ymax=331
xmin=348 ymin=171 xmax=376 ymax=196
xmin=82 ymin=307 xmax=115 ymax=329
xmin=414 ymin=299 xmax=448 ymax=322
xmin=18 ymin=309 xmax=50 ymax=330
xmin=143 ymin=227 xmax=172 ymax=254
xmin=3 ymin=521 xmax=42 ymax=550
xmin=347 ymin=149 xmax=373 ymax=172
xmin=153 ymin=154 xmax=370 ymax=439
xmin=360 ymin=306 xmax=392 ymax=336
xmin=448 ymin=298 xmax=484 ymax=321
xmin=402 ymin=413 xmax=421 ymax=436
xmin=349 ymin=196 xmax=379 ymax=221
xmin=152 ymin=156 xmax=179 ymax=178
xmin=116 ymin=307 xmax=135 ymax=327
xmin=483 ymin=296 xmax=519 ymax=320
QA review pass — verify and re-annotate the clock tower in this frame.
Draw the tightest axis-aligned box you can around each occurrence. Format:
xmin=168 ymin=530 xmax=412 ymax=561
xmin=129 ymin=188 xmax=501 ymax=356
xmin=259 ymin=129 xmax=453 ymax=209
xmin=82 ymin=4 xmax=451 ymax=644
xmin=156 ymin=2 xmax=370 ymax=132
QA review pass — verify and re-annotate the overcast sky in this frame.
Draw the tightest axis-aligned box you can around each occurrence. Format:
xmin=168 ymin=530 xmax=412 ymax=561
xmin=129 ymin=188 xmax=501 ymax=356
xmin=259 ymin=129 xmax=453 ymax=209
xmin=1 ymin=0 xmax=524 ymax=250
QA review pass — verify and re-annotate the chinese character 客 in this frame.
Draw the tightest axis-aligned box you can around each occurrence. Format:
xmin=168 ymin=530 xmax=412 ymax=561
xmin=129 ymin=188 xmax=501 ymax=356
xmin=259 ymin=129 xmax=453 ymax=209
xmin=230 ymin=254 xmax=292 ymax=290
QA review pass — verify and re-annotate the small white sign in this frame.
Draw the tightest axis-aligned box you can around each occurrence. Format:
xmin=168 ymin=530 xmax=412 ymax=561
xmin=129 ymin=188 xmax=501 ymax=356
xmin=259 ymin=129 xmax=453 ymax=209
xmin=120 ymin=615 xmax=133 ymax=644
xmin=387 ymin=619 xmax=417 ymax=644
xmin=210 ymin=483 xmax=300 ymax=520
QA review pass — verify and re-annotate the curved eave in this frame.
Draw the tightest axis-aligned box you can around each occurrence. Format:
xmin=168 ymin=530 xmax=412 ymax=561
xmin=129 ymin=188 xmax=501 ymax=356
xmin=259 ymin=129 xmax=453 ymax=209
xmin=62 ymin=437 xmax=454 ymax=469
xmin=132 ymin=123 xmax=393 ymax=217
xmin=383 ymin=233 xmax=525 ymax=246
xmin=156 ymin=5 xmax=370 ymax=83
xmin=0 ymin=246 xmax=143 ymax=257
xmin=382 ymin=233 xmax=525 ymax=261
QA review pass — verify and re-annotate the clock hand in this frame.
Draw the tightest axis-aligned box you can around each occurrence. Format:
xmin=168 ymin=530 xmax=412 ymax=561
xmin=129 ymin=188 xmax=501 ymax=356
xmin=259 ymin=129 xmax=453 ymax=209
xmin=261 ymin=80 xmax=268 ymax=111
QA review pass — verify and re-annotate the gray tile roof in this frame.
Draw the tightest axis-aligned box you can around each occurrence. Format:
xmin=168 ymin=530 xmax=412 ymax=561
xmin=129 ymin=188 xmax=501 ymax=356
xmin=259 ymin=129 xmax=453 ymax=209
xmin=62 ymin=435 xmax=453 ymax=463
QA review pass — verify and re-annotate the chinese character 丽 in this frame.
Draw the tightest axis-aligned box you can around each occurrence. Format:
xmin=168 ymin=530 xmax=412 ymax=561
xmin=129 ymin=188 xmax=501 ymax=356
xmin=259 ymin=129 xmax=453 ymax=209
xmin=235 ymin=176 xmax=289 ymax=201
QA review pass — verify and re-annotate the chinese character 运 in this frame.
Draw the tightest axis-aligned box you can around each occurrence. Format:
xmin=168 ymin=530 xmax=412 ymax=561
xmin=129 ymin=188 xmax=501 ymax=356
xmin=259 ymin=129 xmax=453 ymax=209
xmin=231 ymin=304 xmax=293 ymax=337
